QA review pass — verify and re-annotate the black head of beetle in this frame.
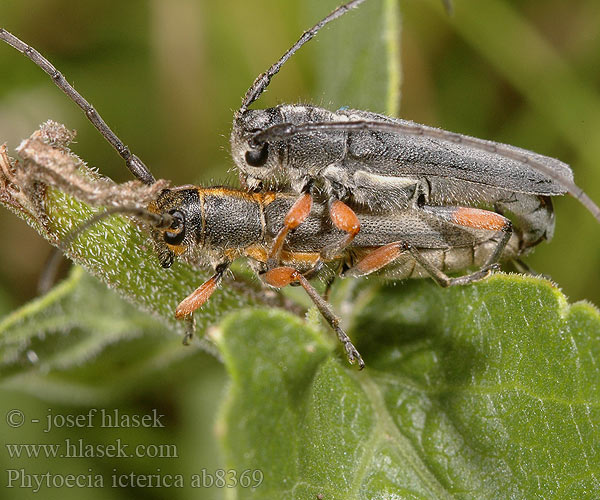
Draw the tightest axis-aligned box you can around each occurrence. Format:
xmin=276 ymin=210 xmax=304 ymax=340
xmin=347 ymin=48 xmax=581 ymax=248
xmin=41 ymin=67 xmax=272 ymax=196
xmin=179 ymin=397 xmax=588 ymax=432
xmin=148 ymin=188 xmax=203 ymax=268
xmin=230 ymin=108 xmax=285 ymax=191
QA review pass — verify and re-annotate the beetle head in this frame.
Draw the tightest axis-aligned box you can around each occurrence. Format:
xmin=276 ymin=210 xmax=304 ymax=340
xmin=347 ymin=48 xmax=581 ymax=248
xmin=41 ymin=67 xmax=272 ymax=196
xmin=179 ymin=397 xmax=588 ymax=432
xmin=231 ymin=108 xmax=285 ymax=191
xmin=148 ymin=187 xmax=202 ymax=268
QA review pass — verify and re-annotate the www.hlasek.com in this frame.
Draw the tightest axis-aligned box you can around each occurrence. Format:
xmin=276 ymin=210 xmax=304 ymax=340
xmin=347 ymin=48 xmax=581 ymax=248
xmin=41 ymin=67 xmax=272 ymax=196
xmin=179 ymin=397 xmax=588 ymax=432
xmin=6 ymin=469 xmax=264 ymax=492
xmin=6 ymin=438 xmax=177 ymax=460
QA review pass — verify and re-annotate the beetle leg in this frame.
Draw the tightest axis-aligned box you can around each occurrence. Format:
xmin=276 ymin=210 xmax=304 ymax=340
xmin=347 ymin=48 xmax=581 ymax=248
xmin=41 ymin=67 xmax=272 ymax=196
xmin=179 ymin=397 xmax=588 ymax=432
xmin=268 ymin=194 xmax=360 ymax=271
xmin=322 ymin=260 xmax=346 ymax=301
xmin=423 ymin=205 xmax=513 ymax=266
xmin=263 ymin=266 xmax=364 ymax=369
xmin=299 ymin=260 xmax=341 ymax=301
xmin=175 ymin=262 xmax=230 ymax=343
xmin=344 ymin=206 xmax=513 ymax=286
xmin=512 ymin=258 xmax=546 ymax=278
xmin=320 ymin=200 xmax=361 ymax=260
xmin=410 ymin=206 xmax=513 ymax=287
xmin=343 ymin=241 xmax=409 ymax=277
xmin=407 ymin=246 xmax=500 ymax=287
xmin=182 ymin=315 xmax=196 ymax=346
xmin=297 ymin=199 xmax=360 ymax=284
xmin=300 ymin=259 xmax=344 ymax=301
xmin=267 ymin=192 xmax=313 ymax=268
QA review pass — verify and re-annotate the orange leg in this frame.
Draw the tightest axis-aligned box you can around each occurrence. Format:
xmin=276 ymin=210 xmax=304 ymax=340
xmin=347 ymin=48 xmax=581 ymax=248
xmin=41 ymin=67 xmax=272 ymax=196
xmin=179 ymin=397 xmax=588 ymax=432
xmin=267 ymin=193 xmax=313 ymax=268
xmin=175 ymin=263 xmax=229 ymax=344
xmin=449 ymin=206 xmax=508 ymax=232
xmin=264 ymin=266 xmax=364 ymax=369
xmin=301 ymin=199 xmax=361 ymax=282
xmin=344 ymin=241 xmax=408 ymax=278
xmin=423 ymin=205 xmax=513 ymax=273
xmin=268 ymin=196 xmax=361 ymax=270
xmin=321 ymin=200 xmax=361 ymax=259
xmin=346 ymin=206 xmax=512 ymax=286
xmin=404 ymin=206 xmax=513 ymax=287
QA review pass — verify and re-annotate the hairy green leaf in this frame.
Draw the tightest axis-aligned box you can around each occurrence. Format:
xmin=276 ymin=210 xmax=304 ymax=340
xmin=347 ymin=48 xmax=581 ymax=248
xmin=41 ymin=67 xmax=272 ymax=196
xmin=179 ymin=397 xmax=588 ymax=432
xmin=218 ymin=275 xmax=600 ymax=499
xmin=0 ymin=267 xmax=207 ymax=403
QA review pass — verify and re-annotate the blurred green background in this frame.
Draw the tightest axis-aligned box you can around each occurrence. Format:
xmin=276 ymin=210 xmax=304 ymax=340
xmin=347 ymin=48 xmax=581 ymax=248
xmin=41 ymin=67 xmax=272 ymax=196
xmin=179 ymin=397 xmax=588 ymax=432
xmin=0 ymin=0 xmax=599 ymax=498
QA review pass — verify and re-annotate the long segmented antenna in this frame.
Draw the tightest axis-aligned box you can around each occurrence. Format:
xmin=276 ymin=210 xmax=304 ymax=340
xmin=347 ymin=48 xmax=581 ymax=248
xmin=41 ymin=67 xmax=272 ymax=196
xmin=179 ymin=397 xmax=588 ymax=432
xmin=60 ymin=206 xmax=173 ymax=252
xmin=251 ymin=120 xmax=600 ymax=224
xmin=238 ymin=0 xmax=453 ymax=114
xmin=238 ymin=0 xmax=368 ymax=114
xmin=0 ymin=28 xmax=156 ymax=185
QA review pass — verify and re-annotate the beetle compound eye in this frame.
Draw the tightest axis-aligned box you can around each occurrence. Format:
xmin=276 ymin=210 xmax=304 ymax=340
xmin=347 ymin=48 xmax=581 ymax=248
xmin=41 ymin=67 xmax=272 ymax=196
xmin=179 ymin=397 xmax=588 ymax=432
xmin=164 ymin=210 xmax=186 ymax=246
xmin=245 ymin=143 xmax=269 ymax=167
xmin=168 ymin=210 xmax=184 ymax=231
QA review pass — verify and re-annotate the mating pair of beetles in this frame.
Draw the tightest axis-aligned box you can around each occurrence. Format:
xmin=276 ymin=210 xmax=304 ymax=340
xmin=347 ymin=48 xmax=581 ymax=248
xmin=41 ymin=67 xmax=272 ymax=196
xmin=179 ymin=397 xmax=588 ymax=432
xmin=2 ymin=0 xmax=599 ymax=369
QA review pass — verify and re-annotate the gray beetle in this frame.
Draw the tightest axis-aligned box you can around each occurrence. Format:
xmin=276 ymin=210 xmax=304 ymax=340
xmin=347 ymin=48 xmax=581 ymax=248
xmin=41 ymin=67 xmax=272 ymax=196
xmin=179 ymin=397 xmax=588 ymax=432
xmin=230 ymin=0 xmax=600 ymax=266
xmin=1 ymin=1 xmax=598 ymax=369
